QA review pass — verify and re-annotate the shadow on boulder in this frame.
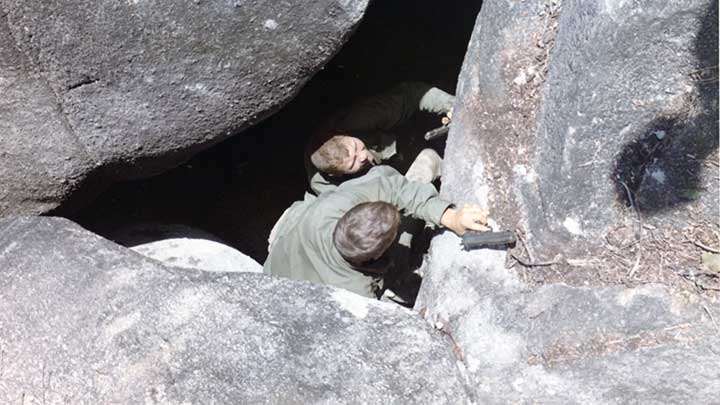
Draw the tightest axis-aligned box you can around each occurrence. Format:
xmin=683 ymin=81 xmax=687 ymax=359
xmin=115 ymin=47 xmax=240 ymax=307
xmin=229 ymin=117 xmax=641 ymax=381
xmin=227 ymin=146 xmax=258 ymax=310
xmin=612 ymin=0 xmax=718 ymax=214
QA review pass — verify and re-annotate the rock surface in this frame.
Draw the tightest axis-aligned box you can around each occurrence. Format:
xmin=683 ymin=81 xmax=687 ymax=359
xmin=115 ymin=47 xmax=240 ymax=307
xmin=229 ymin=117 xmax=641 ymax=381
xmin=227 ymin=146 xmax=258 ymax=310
xmin=416 ymin=232 xmax=720 ymax=403
xmin=418 ymin=3 xmax=720 ymax=400
xmin=109 ymin=223 xmax=263 ymax=273
xmin=443 ymin=0 xmax=719 ymax=272
xmin=0 ymin=16 xmax=97 ymax=216
xmin=0 ymin=0 xmax=368 ymax=215
xmin=0 ymin=216 xmax=469 ymax=403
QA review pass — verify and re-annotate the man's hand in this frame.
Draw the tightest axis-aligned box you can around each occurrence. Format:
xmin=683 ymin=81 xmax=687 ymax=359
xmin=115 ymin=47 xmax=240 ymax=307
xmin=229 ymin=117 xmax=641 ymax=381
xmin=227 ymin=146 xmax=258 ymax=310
xmin=440 ymin=204 xmax=489 ymax=236
xmin=441 ymin=108 xmax=453 ymax=126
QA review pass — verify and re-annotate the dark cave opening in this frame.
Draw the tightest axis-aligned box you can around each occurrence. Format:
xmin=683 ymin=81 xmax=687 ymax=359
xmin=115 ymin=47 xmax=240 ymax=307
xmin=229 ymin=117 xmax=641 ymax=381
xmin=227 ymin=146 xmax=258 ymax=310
xmin=70 ymin=0 xmax=483 ymax=263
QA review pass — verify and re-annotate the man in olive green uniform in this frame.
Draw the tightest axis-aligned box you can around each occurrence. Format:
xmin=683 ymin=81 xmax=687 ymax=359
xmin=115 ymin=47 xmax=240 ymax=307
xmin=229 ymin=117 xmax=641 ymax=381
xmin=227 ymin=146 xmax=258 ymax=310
xmin=306 ymin=82 xmax=454 ymax=195
xmin=264 ymin=165 xmax=488 ymax=298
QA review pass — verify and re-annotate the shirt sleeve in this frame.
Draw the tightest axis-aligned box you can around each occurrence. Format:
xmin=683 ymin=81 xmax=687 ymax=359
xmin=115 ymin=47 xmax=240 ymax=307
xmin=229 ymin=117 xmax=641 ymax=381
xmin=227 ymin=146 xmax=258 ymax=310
xmin=338 ymin=166 xmax=452 ymax=225
xmin=330 ymin=82 xmax=456 ymax=132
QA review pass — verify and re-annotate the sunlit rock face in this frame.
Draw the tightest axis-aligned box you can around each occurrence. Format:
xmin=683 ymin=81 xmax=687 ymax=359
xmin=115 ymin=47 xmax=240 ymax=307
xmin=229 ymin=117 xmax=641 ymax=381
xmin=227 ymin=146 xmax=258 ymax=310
xmin=443 ymin=0 xmax=718 ymax=265
xmin=416 ymin=232 xmax=720 ymax=403
xmin=0 ymin=216 xmax=470 ymax=403
xmin=0 ymin=0 xmax=368 ymax=215
xmin=416 ymin=0 xmax=720 ymax=402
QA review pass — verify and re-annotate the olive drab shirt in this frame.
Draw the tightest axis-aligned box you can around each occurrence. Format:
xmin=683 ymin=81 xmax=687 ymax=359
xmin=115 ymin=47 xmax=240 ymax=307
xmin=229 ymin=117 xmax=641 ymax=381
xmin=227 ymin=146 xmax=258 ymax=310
xmin=306 ymin=82 xmax=456 ymax=195
xmin=263 ymin=165 xmax=452 ymax=298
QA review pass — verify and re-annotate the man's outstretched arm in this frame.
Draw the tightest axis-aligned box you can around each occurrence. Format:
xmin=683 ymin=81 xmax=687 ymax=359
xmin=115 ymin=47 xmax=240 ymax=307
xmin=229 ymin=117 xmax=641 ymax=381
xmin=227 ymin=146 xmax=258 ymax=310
xmin=332 ymin=82 xmax=455 ymax=132
xmin=343 ymin=166 xmax=487 ymax=235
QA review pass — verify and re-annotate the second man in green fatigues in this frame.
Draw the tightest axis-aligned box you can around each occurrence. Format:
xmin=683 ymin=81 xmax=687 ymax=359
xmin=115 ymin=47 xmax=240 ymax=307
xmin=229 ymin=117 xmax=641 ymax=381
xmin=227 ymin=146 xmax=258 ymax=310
xmin=264 ymin=165 xmax=488 ymax=298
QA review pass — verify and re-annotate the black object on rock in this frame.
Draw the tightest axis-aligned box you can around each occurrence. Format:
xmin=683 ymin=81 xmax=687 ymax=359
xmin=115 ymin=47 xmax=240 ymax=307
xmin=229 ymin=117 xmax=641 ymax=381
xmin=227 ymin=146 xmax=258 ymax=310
xmin=461 ymin=230 xmax=516 ymax=250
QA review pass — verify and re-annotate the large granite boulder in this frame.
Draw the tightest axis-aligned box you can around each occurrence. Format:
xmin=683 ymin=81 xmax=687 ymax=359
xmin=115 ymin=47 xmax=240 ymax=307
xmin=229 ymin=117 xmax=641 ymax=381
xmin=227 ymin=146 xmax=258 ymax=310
xmin=109 ymin=223 xmax=263 ymax=273
xmin=0 ymin=16 xmax=98 ymax=216
xmin=416 ymin=233 xmax=720 ymax=403
xmin=417 ymin=2 xmax=720 ymax=400
xmin=0 ymin=0 xmax=368 ymax=215
xmin=0 ymin=216 xmax=470 ymax=403
xmin=443 ymin=0 xmax=719 ymax=276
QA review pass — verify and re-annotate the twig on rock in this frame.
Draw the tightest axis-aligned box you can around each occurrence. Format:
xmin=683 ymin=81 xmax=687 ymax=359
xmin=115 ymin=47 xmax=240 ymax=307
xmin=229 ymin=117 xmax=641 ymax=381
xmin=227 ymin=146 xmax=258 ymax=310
xmin=510 ymin=252 xmax=559 ymax=267
xmin=511 ymin=228 xmax=559 ymax=268
xmin=620 ymin=180 xmax=644 ymax=279
xmin=702 ymin=304 xmax=720 ymax=335
xmin=566 ymin=258 xmax=599 ymax=267
xmin=627 ymin=250 xmax=641 ymax=278
xmin=619 ymin=180 xmax=643 ymax=239
xmin=693 ymin=240 xmax=720 ymax=254
xmin=516 ymin=227 xmax=536 ymax=263
xmin=436 ymin=319 xmax=465 ymax=362
xmin=679 ymin=270 xmax=720 ymax=294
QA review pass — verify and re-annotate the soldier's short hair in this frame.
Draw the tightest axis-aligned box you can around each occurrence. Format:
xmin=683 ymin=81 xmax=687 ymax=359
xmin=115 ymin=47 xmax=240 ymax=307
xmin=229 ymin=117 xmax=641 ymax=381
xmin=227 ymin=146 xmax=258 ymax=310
xmin=333 ymin=201 xmax=400 ymax=267
xmin=310 ymin=135 xmax=349 ymax=175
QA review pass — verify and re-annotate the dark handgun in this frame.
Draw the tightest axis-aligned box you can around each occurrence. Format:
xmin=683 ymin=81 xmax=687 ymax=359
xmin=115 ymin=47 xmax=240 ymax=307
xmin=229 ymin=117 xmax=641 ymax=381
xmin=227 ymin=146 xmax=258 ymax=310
xmin=461 ymin=230 xmax=516 ymax=250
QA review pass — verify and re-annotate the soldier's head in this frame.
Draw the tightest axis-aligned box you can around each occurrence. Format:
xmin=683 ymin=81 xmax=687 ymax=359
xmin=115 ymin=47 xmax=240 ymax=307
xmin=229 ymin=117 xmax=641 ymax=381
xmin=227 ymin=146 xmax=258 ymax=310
xmin=310 ymin=134 xmax=374 ymax=176
xmin=333 ymin=201 xmax=400 ymax=271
